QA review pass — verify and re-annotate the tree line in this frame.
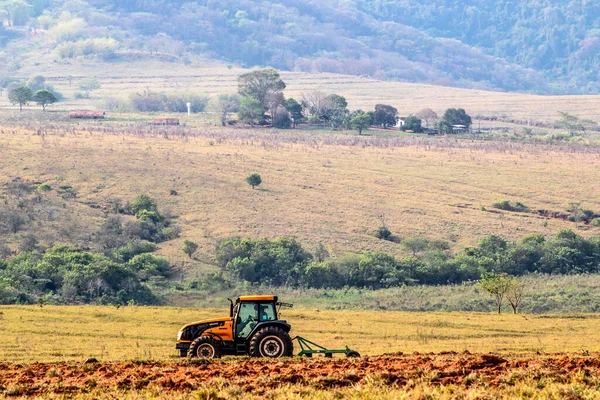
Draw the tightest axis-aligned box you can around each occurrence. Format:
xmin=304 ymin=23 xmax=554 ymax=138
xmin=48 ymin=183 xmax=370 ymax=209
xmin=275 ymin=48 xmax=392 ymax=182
xmin=208 ymin=230 xmax=600 ymax=291
xmin=220 ymin=68 xmax=473 ymax=134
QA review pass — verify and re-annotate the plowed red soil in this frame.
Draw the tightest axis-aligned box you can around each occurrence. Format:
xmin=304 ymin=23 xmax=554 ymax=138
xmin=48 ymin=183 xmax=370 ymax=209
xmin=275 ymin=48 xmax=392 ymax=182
xmin=1 ymin=353 xmax=599 ymax=396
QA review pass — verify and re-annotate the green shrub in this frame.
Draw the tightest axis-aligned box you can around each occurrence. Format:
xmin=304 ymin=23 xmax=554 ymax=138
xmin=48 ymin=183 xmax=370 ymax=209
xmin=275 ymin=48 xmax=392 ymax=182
xmin=112 ymin=240 xmax=157 ymax=262
xmin=492 ymin=200 xmax=529 ymax=212
xmin=182 ymin=240 xmax=198 ymax=258
xmin=37 ymin=183 xmax=52 ymax=192
xmin=131 ymin=194 xmax=158 ymax=215
xmin=592 ymin=218 xmax=600 ymax=227
xmin=245 ymin=173 xmax=262 ymax=189
xmin=375 ymin=226 xmax=392 ymax=241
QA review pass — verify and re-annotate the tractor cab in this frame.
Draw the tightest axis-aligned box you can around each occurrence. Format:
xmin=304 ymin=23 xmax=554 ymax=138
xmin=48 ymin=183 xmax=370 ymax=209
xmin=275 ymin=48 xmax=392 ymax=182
xmin=176 ymin=295 xmax=294 ymax=358
xmin=231 ymin=296 xmax=283 ymax=340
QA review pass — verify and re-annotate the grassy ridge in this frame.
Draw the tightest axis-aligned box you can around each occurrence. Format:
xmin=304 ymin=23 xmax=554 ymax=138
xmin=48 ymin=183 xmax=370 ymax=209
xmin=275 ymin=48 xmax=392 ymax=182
xmin=4 ymin=61 xmax=600 ymax=125
xmin=1 ymin=305 xmax=599 ymax=363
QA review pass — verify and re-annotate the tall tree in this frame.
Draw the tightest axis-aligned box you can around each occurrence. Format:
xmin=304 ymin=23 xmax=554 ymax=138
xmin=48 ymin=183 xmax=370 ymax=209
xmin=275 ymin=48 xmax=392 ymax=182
xmin=416 ymin=108 xmax=438 ymax=127
xmin=441 ymin=108 xmax=472 ymax=128
xmin=8 ymin=86 xmax=32 ymax=111
xmin=350 ymin=110 xmax=372 ymax=135
xmin=374 ymin=104 xmax=398 ymax=128
xmin=478 ymin=272 xmax=512 ymax=314
xmin=216 ymin=94 xmax=240 ymax=126
xmin=401 ymin=115 xmax=423 ymax=133
xmin=237 ymin=68 xmax=285 ymax=109
xmin=32 ymin=89 xmax=57 ymax=111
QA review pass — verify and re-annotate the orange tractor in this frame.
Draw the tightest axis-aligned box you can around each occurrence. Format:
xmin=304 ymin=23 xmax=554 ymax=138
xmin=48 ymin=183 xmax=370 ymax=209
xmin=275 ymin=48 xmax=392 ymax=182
xmin=176 ymin=295 xmax=360 ymax=358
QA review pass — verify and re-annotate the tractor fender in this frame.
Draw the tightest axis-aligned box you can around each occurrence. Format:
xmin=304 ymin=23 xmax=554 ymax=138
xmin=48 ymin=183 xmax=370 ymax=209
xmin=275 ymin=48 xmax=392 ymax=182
xmin=247 ymin=320 xmax=291 ymax=341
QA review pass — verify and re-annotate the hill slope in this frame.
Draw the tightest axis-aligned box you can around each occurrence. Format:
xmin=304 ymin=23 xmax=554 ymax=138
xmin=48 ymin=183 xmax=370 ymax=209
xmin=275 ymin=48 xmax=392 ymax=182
xmin=1 ymin=0 xmax=599 ymax=93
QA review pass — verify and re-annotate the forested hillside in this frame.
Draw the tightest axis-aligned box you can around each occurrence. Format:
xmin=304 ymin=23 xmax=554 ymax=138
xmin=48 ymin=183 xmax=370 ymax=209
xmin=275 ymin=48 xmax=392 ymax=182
xmin=0 ymin=1 xmax=599 ymax=94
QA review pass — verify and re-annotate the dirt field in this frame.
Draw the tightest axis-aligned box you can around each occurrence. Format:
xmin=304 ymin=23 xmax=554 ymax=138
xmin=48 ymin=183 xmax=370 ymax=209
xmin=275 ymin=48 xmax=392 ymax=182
xmin=1 ymin=353 xmax=600 ymax=399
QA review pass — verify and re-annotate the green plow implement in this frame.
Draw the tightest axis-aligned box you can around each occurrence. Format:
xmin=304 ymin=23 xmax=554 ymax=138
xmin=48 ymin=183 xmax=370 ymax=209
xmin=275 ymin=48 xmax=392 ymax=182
xmin=292 ymin=336 xmax=360 ymax=358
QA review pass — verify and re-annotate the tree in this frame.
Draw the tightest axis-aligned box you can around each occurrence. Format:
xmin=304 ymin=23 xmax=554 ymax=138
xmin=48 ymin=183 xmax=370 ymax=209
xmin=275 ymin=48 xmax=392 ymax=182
xmin=506 ymin=279 xmax=525 ymax=314
xmin=8 ymin=86 xmax=32 ymax=111
xmin=416 ymin=108 xmax=438 ymax=127
xmin=478 ymin=272 xmax=512 ymax=314
xmin=264 ymin=91 xmax=285 ymax=122
xmin=402 ymin=237 xmax=429 ymax=256
xmin=32 ymin=90 xmax=57 ymax=111
xmin=79 ymin=78 xmax=101 ymax=96
xmin=237 ymin=68 xmax=285 ymax=109
xmin=401 ymin=115 xmax=423 ymax=132
xmin=217 ymin=94 xmax=240 ymax=126
xmin=301 ymin=91 xmax=346 ymax=122
xmin=557 ymin=111 xmax=584 ymax=136
xmin=26 ymin=75 xmax=46 ymax=92
xmin=182 ymin=240 xmax=198 ymax=259
xmin=284 ymin=98 xmax=303 ymax=127
xmin=0 ymin=0 xmax=32 ymax=26
xmin=441 ymin=108 xmax=472 ymax=130
xmin=374 ymin=104 xmax=398 ymax=128
xmin=245 ymin=173 xmax=262 ymax=189
xmin=350 ymin=111 xmax=372 ymax=135
xmin=272 ymin=106 xmax=291 ymax=129
xmin=238 ymin=96 xmax=264 ymax=125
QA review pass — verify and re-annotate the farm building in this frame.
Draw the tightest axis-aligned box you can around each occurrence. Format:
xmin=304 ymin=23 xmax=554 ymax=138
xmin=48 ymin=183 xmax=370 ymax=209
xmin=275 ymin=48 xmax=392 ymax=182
xmin=69 ymin=111 xmax=105 ymax=119
xmin=152 ymin=118 xmax=180 ymax=126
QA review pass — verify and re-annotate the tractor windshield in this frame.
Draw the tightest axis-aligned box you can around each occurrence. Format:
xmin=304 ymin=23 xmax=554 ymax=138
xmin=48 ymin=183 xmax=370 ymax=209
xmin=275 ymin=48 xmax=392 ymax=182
xmin=236 ymin=302 xmax=259 ymax=339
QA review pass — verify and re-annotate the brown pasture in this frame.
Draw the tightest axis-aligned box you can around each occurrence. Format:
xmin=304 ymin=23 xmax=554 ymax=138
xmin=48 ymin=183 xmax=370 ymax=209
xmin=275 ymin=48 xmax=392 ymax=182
xmin=0 ymin=124 xmax=599 ymax=271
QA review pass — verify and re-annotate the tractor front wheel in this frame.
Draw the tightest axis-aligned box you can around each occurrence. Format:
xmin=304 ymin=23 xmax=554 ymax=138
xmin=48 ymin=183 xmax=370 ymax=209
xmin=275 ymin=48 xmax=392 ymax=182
xmin=249 ymin=327 xmax=293 ymax=358
xmin=187 ymin=336 xmax=221 ymax=359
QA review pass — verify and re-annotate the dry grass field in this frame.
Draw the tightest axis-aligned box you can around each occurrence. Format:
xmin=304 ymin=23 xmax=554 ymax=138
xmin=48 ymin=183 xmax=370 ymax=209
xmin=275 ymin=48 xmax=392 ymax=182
xmin=1 ymin=305 xmax=599 ymax=363
xmin=1 ymin=306 xmax=600 ymax=399
xmin=1 ymin=123 xmax=600 ymax=271
xmin=3 ymin=58 xmax=600 ymax=125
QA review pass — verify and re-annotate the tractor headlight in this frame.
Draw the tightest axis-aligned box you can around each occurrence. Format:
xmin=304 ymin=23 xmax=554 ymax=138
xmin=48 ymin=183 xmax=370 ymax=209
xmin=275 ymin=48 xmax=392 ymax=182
xmin=177 ymin=330 xmax=183 ymax=341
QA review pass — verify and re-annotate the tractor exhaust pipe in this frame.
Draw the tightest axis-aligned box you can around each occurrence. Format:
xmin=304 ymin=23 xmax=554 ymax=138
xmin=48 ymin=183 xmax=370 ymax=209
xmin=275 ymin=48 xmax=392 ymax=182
xmin=227 ymin=298 xmax=233 ymax=317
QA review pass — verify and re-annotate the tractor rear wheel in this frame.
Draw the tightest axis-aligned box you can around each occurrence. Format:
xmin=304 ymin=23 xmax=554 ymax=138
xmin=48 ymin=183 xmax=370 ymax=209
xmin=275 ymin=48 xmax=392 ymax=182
xmin=187 ymin=336 xmax=221 ymax=359
xmin=249 ymin=326 xmax=293 ymax=358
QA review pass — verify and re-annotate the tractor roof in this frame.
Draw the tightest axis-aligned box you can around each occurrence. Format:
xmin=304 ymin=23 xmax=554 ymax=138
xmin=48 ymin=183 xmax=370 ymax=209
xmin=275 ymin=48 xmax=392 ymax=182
xmin=238 ymin=295 xmax=277 ymax=302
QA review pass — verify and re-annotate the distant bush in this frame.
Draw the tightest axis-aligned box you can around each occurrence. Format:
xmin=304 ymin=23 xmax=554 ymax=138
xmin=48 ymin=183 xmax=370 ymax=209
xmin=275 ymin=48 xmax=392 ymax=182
xmin=182 ymin=240 xmax=199 ymax=258
xmin=375 ymin=226 xmax=392 ymax=240
xmin=127 ymin=253 xmax=170 ymax=281
xmin=129 ymin=91 xmax=208 ymax=113
xmin=112 ymin=239 xmax=157 ymax=262
xmin=54 ymin=38 xmax=119 ymax=60
xmin=37 ymin=183 xmax=52 ymax=192
xmin=102 ymin=96 xmax=132 ymax=112
xmin=492 ymin=200 xmax=529 ymax=212
xmin=245 ymin=173 xmax=262 ymax=189
xmin=592 ymin=218 xmax=600 ymax=227
xmin=131 ymin=95 xmax=163 ymax=112
xmin=162 ymin=93 xmax=208 ymax=113
xmin=273 ymin=107 xmax=292 ymax=128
